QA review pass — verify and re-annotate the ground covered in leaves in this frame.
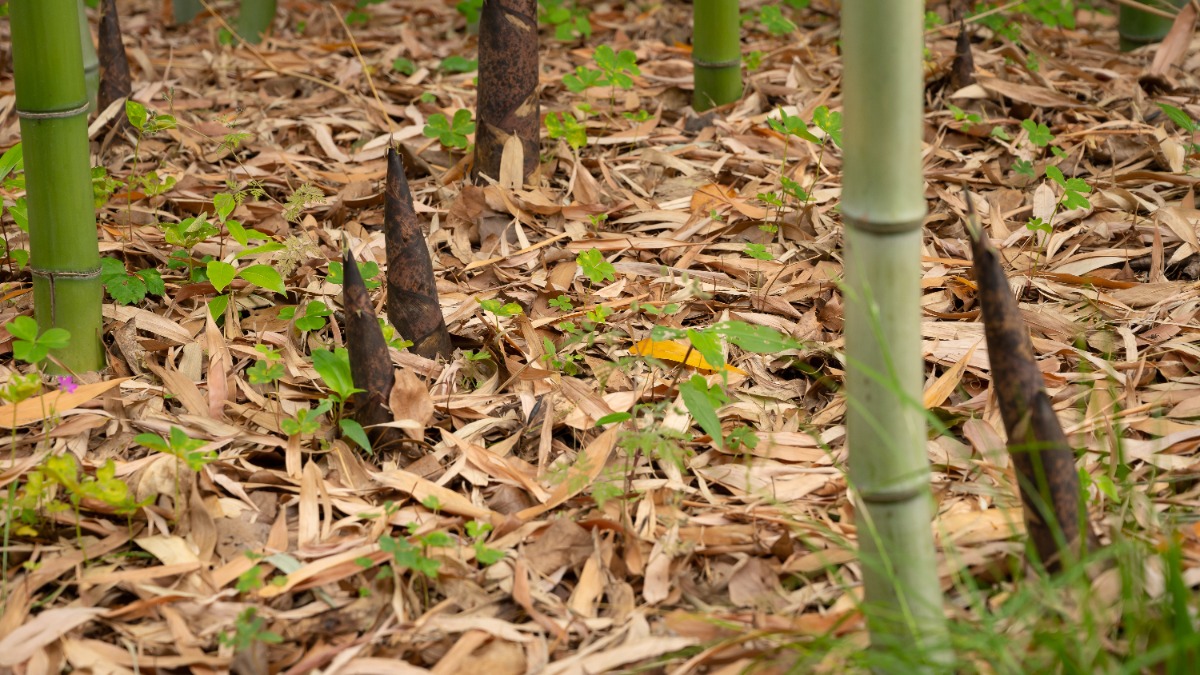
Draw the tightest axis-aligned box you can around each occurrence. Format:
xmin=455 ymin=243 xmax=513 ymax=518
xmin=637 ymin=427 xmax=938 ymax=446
xmin=3 ymin=0 xmax=1200 ymax=672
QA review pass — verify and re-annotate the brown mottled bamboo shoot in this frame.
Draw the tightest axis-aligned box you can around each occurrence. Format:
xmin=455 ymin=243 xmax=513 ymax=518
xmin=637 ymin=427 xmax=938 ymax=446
xmin=97 ymin=0 xmax=132 ymax=112
xmin=385 ymin=147 xmax=453 ymax=360
xmin=472 ymin=0 xmax=539 ymax=184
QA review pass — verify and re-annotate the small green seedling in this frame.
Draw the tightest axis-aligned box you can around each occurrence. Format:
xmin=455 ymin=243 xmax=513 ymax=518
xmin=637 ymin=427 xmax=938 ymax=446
xmin=593 ymin=45 xmax=640 ymax=90
xmin=456 ymin=0 xmax=484 ymax=24
xmin=546 ymin=112 xmax=587 ymax=149
xmin=465 ymin=520 xmax=504 ymax=565
xmin=563 ymin=66 xmax=604 ymax=93
xmin=479 ymin=298 xmax=524 ymax=317
xmin=125 ymin=100 xmax=177 ymax=135
xmin=745 ymin=243 xmax=774 ymax=261
xmin=392 ymin=57 xmax=417 ymax=75
xmin=282 ymin=301 xmax=331 ymax=333
xmin=539 ymin=0 xmax=592 ymax=41
xmin=6 ymin=316 xmax=70 ymax=365
xmin=220 ymin=608 xmax=282 ymax=653
xmin=311 ymin=348 xmax=362 ymax=406
xmin=281 ymin=401 xmax=332 ymax=437
xmin=247 ymin=345 xmax=284 ymax=386
xmin=100 ymin=258 xmax=165 ymax=306
xmin=576 ymin=248 xmax=615 ymax=284
xmin=135 ymin=427 xmax=214 ymax=473
xmin=1157 ymin=102 xmax=1200 ymax=156
xmin=345 ymin=0 xmax=386 ymax=25
xmin=327 ymin=260 xmax=381 ymax=289
xmin=757 ymin=5 xmax=796 ymax=35
xmin=423 ymin=110 xmax=475 ymax=150
xmin=1022 ymin=118 xmax=1054 ymax=148
xmin=440 ymin=55 xmax=477 ymax=73
xmin=949 ymin=104 xmax=982 ymax=131
xmin=380 ymin=531 xmax=442 ymax=578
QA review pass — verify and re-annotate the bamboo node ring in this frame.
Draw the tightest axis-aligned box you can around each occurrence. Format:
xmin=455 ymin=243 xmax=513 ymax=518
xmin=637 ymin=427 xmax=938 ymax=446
xmin=15 ymin=101 xmax=91 ymax=120
xmin=692 ymin=57 xmax=742 ymax=69
xmin=32 ymin=267 xmax=102 ymax=280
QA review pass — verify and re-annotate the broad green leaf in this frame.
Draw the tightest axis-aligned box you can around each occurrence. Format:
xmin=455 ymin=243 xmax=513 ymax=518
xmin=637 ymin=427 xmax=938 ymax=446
xmin=225 ymin=219 xmax=250 ymax=247
xmin=712 ymin=321 xmax=803 ymax=353
xmin=207 ymin=260 xmax=237 ymax=292
xmin=12 ymin=341 xmax=47 ymax=364
xmin=679 ymin=375 xmax=726 ymax=449
xmin=0 ymin=143 xmax=22 ymax=183
xmin=213 ymin=192 xmax=237 ymax=222
xmin=686 ymin=328 xmax=725 ymax=370
xmin=596 ymin=412 xmax=632 ymax=426
xmin=209 ymin=294 xmax=230 ymax=321
xmin=39 ymin=328 xmax=71 ymax=350
xmin=311 ymin=348 xmax=360 ymax=401
xmin=134 ymin=432 xmax=170 ymax=453
xmin=235 ymin=241 xmax=286 ymax=259
xmin=1044 ymin=165 xmax=1066 ymax=187
xmin=5 ymin=315 xmax=39 ymax=342
xmin=106 ymin=273 xmax=147 ymax=305
xmin=813 ymin=106 xmax=843 ymax=147
xmin=340 ymin=419 xmax=373 ymax=455
xmin=125 ymin=100 xmax=148 ymax=130
xmin=239 ymin=264 xmax=286 ymax=294
xmin=138 ymin=268 xmax=165 ymax=296
xmin=576 ymin=248 xmax=615 ymax=284
xmin=1157 ymin=103 xmax=1197 ymax=133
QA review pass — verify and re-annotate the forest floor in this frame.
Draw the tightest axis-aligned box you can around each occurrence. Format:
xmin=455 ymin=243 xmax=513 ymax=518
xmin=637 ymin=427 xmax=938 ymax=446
xmin=2 ymin=1 xmax=1200 ymax=673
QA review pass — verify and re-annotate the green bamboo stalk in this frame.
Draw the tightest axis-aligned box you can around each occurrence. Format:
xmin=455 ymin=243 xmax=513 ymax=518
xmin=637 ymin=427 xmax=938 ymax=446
xmin=10 ymin=0 xmax=106 ymax=373
xmin=78 ymin=0 xmax=99 ymax=113
xmin=842 ymin=0 xmax=947 ymax=666
xmin=1119 ymin=0 xmax=1186 ymax=51
xmin=237 ymin=0 xmax=277 ymax=45
xmin=172 ymin=0 xmax=205 ymax=25
xmin=692 ymin=0 xmax=742 ymax=111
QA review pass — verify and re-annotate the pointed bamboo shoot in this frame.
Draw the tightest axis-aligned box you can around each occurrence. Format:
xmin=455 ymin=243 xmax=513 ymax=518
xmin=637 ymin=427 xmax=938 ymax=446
xmin=473 ymin=0 xmax=540 ymax=183
xmin=97 ymin=0 xmax=133 ymax=113
xmin=384 ymin=147 xmax=453 ymax=360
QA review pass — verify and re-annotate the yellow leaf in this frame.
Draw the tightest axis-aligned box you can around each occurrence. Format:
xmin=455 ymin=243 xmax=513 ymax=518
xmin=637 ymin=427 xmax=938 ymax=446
xmin=632 ymin=339 xmax=747 ymax=375
xmin=0 ymin=378 xmax=129 ymax=429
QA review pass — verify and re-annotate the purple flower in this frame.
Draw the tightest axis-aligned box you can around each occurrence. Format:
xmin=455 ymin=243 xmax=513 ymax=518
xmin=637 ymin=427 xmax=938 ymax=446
xmin=56 ymin=375 xmax=77 ymax=394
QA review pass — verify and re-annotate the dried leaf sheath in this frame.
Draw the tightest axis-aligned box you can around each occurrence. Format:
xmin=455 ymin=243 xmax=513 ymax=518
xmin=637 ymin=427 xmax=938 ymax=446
xmin=343 ymin=249 xmax=398 ymax=451
xmin=472 ymin=0 xmax=539 ymax=183
xmin=97 ymin=0 xmax=132 ymax=112
xmin=966 ymin=196 xmax=1088 ymax=570
xmin=384 ymin=147 xmax=453 ymax=360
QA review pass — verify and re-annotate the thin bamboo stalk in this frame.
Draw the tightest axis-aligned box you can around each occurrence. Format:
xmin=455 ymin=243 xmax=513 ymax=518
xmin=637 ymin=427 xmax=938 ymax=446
xmin=11 ymin=0 xmax=106 ymax=373
xmin=473 ymin=0 xmax=540 ymax=183
xmin=237 ymin=0 xmax=277 ymax=45
xmin=692 ymin=0 xmax=742 ymax=111
xmin=77 ymin=0 xmax=99 ymax=113
xmin=842 ymin=0 xmax=948 ymax=665
xmin=1119 ymin=0 xmax=1187 ymax=50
